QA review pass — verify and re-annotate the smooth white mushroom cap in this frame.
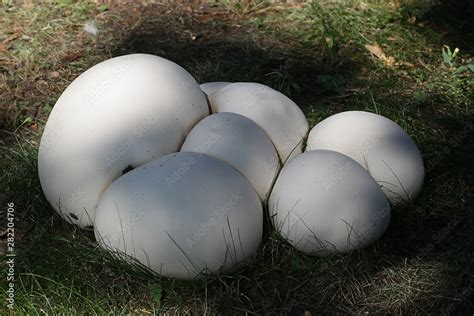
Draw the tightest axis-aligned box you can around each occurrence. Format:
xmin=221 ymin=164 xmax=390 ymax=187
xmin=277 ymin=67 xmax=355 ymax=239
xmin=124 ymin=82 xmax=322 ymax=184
xmin=94 ymin=152 xmax=263 ymax=279
xmin=200 ymin=82 xmax=231 ymax=96
xmin=306 ymin=111 xmax=424 ymax=205
xmin=269 ymin=150 xmax=390 ymax=256
xmin=181 ymin=112 xmax=280 ymax=201
xmin=209 ymin=82 xmax=309 ymax=162
xmin=38 ymin=54 xmax=209 ymax=228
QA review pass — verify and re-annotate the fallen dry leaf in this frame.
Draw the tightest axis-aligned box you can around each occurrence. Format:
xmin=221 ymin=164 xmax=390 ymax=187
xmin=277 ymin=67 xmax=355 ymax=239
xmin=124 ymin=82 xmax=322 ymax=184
xmin=365 ymin=44 xmax=386 ymax=60
xmin=2 ymin=33 xmax=20 ymax=45
xmin=62 ymin=51 xmax=83 ymax=63
xmin=47 ymin=71 xmax=60 ymax=78
xmin=365 ymin=44 xmax=395 ymax=67
xmin=385 ymin=57 xmax=396 ymax=67
xmin=22 ymin=2 xmax=34 ymax=9
xmin=395 ymin=61 xmax=415 ymax=68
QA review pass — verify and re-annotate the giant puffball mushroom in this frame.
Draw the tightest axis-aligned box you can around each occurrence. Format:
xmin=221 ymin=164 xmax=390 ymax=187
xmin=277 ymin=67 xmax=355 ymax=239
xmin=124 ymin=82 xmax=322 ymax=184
xmin=181 ymin=112 xmax=280 ymax=201
xmin=200 ymin=82 xmax=232 ymax=113
xmin=94 ymin=152 xmax=263 ymax=279
xmin=209 ymin=82 xmax=309 ymax=162
xmin=38 ymin=54 xmax=209 ymax=228
xmin=305 ymin=111 xmax=424 ymax=205
xmin=269 ymin=150 xmax=391 ymax=256
xmin=200 ymin=82 xmax=231 ymax=96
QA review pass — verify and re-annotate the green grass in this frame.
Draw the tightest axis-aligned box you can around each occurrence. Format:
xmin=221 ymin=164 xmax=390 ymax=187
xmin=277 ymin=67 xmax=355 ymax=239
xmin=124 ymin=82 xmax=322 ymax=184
xmin=1 ymin=0 xmax=473 ymax=314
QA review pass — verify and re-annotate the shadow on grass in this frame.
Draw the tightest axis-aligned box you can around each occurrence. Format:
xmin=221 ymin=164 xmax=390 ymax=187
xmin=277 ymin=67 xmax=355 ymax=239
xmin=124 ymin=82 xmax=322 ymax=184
xmin=421 ymin=0 xmax=474 ymax=50
xmin=112 ymin=8 xmax=366 ymax=113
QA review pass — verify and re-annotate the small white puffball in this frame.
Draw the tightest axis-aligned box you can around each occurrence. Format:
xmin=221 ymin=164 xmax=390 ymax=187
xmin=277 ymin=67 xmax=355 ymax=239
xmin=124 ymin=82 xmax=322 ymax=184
xmin=306 ymin=111 xmax=424 ymax=205
xmin=181 ymin=112 xmax=280 ymax=201
xmin=94 ymin=152 xmax=263 ymax=279
xmin=200 ymin=82 xmax=231 ymax=96
xmin=209 ymin=82 xmax=309 ymax=162
xmin=269 ymin=150 xmax=390 ymax=256
xmin=38 ymin=54 xmax=209 ymax=228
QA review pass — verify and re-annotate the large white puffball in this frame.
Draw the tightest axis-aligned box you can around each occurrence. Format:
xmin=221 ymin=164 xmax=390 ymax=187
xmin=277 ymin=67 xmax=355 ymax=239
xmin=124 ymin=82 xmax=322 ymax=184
xmin=269 ymin=150 xmax=390 ymax=256
xmin=306 ymin=111 xmax=424 ymax=205
xmin=181 ymin=112 xmax=280 ymax=201
xmin=38 ymin=54 xmax=209 ymax=228
xmin=209 ymin=83 xmax=309 ymax=162
xmin=200 ymin=82 xmax=231 ymax=96
xmin=94 ymin=152 xmax=263 ymax=279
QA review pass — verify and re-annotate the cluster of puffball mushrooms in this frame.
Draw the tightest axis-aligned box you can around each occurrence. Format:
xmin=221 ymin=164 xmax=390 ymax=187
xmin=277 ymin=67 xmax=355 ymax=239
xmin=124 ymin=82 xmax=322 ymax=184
xmin=38 ymin=54 xmax=424 ymax=280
